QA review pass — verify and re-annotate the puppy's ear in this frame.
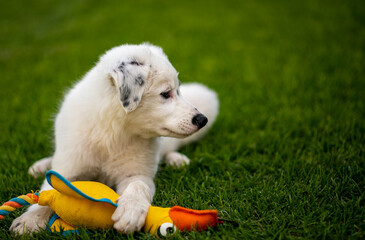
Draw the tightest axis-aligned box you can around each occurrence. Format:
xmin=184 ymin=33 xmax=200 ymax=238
xmin=110 ymin=60 xmax=146 ymax=113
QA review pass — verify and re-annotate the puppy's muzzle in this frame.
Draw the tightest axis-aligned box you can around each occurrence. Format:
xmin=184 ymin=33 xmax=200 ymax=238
xmin=192 ymin=114 xmax=208 ymax=129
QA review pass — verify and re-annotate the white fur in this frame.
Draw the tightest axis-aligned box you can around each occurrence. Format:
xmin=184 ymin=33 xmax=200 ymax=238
xmin=11 ymin=43 xmax=219 ymax=235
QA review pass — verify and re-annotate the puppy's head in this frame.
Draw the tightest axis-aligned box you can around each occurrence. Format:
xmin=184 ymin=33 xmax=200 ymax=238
xmin=102 ymin=43 xmax=208 ymax=138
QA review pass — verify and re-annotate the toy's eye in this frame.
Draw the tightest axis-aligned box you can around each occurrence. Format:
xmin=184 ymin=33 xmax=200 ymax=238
xmin=160 ymin=91 xmax=171 ymax=99
xmin=158 ymin=222 xmax=176 ymax=237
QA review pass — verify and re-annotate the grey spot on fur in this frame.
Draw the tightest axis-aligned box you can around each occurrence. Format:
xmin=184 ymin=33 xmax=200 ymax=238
xmin=133 ymin=96 xmax=139 ymax=102
xmin=119 ymin=84 xmax=131 ymax=107
xmin=135 ymin=75 xmax=145 ymax=86
xmin=120 ymin=85 xmax=131 ymax=102
xmin=130 ymin=60 xmax=143 ymax=66
xmin=118 ymin=62 xmax=126 ymax=73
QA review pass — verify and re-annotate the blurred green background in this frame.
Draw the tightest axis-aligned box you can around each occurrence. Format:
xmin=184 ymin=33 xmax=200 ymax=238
xmin=0 ymin=0 xmax=364 ymax=239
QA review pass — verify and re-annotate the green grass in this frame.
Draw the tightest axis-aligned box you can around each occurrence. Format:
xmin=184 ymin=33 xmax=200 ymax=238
xmin=1 ymin=0 xmax=364 ymax=239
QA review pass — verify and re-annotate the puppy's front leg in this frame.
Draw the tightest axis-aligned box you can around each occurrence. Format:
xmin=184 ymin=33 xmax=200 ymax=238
xmin=112 ymin=176 xmax=155 ymax=234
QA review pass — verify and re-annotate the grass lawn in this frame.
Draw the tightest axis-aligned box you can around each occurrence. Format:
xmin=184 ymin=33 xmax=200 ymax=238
xmin=1 ymin=0 xmax=364 ymax=239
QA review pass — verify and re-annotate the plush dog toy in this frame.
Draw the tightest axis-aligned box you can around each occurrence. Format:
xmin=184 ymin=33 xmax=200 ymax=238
xmin=0 ymin=171 xmax=221 ymax=236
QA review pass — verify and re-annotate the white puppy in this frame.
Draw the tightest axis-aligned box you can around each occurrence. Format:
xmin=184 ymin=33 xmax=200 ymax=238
xmin=11 ymin=43 xmax=219 ymax=235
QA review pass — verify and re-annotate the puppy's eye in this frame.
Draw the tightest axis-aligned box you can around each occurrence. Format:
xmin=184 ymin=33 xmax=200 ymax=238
xmin=160 ymin=91 xmax=171 ymax=99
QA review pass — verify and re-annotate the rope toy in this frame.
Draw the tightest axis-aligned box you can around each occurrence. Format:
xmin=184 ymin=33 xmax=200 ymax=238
xmin=0 ymin=171 xmax=222 ymax=236
xmin=0 ymin=193 xmax=39 ymax=220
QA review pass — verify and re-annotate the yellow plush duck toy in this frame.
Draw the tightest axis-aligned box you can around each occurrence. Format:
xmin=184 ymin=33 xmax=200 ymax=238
xmin=0 ymin=171 xmax=221 ymax=236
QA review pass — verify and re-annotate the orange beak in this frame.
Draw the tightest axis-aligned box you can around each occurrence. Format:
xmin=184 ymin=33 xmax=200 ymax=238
xmin=168 ymin=206 xmax=221 ymax=231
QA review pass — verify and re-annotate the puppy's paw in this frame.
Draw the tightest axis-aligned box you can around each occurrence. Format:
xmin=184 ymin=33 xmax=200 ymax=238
xmin=28 ymin=157 xmax=52 ymax=178
xmin=165 ymin=151 xmax=190 ymax=168
xmin=112 ymin=197 xmax=150 ymax=234
xmin=10 ymin=210 xmax=48 ymax=235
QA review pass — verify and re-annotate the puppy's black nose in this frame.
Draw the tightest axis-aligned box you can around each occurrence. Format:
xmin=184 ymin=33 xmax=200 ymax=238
xmin=192 ymin=114 xmax=208 ymax=129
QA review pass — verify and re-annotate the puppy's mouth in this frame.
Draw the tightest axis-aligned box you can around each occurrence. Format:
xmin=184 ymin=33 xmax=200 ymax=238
xmin=162 ymin=128 xmax=195 ymax=138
